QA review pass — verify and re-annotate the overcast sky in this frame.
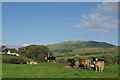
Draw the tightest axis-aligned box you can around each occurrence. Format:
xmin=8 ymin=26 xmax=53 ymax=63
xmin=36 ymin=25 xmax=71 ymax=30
xmin=2 ymin=2 xmax=118 ymax=47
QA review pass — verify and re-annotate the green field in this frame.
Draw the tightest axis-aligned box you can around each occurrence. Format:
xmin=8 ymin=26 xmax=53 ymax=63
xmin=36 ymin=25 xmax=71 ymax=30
xmin=54 ymin=48 xmax=118 ymax=59
xmin=2 ymin=63 xmax=118 ymax=78
xmin=2 ymin=47 xmax=119 ymax=78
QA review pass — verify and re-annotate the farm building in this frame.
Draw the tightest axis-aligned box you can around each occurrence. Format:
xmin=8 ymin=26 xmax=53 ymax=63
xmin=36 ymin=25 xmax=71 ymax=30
xmin=7 ymin=50 xmax=20 ymax=56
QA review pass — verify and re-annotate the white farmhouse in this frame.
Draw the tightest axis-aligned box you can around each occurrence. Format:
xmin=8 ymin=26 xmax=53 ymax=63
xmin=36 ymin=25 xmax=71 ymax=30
xmin=7 ymin=50 xmax=12 ymax=55
xmin=7 ymin=50 xmax=20 ymax=56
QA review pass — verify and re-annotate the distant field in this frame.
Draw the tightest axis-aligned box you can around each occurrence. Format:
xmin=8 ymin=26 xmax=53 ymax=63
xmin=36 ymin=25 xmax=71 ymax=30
xmin=2 ymin=63 xmax=118 ymax=78
xmin=54 ymin=47 xmax=118 ymax=59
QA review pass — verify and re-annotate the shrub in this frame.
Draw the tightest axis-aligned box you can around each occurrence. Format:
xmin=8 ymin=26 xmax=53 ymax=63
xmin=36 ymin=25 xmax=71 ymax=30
xmin=97 ymin=55 xmax=118 ymax=65
xmin=37 ymin=54 xmax=47 ymax=62
xmin=2 ymin=57 xmax=26 ymax=64
xmin=2 ymin=59 xmax=10 ymax=63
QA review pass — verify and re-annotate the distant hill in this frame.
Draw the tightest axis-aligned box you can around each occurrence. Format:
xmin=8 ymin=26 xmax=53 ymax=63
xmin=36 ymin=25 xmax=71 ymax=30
xmin=47 ymin=41 xmax=115 ymax=51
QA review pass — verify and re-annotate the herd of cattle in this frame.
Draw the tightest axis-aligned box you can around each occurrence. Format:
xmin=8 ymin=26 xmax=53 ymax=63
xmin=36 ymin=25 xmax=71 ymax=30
xmin=67 ymin=57 xmax=105 ymax=72
xmin=26 ymin=56 xmax=105 ymax=72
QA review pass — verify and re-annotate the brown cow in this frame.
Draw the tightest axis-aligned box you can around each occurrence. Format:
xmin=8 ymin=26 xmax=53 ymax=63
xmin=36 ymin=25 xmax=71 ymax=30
xmin=79 ymin=58 xmax=91 ymax=70
xmin=93 ymin=61 xmax=104 ymax=72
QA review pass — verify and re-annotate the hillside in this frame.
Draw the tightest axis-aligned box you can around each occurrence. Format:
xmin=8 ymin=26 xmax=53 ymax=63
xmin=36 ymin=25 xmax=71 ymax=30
xmin=47 ymin=41 xmax=115 ymax=51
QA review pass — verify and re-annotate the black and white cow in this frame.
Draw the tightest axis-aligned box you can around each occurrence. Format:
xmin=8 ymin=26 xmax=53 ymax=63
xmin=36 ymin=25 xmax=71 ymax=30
xmin=67 ymin=59 xmax=76 ymax=67
xmin=45 ymin=57 xmax=56 ymax=63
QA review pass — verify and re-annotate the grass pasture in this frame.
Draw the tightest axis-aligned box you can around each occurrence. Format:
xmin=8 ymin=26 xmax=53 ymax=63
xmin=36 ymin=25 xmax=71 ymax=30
xmin=2 ymin=63 xmax=118 ymax=78
xmin=2 ymin=47 xmax=119 ymax=78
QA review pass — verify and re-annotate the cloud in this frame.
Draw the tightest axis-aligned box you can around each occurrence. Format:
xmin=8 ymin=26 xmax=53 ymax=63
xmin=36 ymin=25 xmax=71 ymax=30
xmin=78 ymin=13 xmax=117 ymax=33
xmin=74 ymin=2 xmax=118 ymax=35
xmin=97 ymin=2 xmax=118 ymax=14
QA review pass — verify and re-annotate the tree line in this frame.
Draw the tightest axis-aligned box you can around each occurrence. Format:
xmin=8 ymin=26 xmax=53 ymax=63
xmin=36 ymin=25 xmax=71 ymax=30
xmin=1 ymin=45 xmax=52 ymax=62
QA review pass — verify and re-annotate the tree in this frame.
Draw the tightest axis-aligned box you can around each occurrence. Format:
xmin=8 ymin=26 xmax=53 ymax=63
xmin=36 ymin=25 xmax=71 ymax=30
xmin=18 ymin=45 xmax=50 ymax=62
xmin=2 ymin=45 xmax=7 ymax=50
xmin=1 ymin=45 xmax=8 ymax=53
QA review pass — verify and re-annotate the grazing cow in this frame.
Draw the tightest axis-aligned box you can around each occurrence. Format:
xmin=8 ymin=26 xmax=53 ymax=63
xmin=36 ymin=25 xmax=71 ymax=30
xmin=30 ymin=61 xmax=34 ymax=64
xmin=29 ymin=61 xmax=38 ymax=64
xmin=27 ymin=61 xmax=38 ymax=64
xmin=75 ymin=61 xmax=79 ymax=67
xmin=67 ymin=59 xmax=76 ymax=67
xmin=45 ymin=57 xmax=56 ymax=63
xmin=93 ymin=61 xmax=104 ymax=72
xmin=33 ymin=62 xmax=38 ymax=64
xmin=64 ymin=66 xmax=71 ymax=68
xmin=26 ymin=62 xmax=29 ymax=64
xmin=79 ymin=58 xmax=91 ymax=70
xmin=90 ymin=64 xmax=95 ymax=68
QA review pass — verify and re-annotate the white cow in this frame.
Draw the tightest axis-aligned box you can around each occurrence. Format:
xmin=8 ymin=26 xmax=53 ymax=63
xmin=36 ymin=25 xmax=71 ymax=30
xmin=29 ymin=61 xmax=38 ymax=64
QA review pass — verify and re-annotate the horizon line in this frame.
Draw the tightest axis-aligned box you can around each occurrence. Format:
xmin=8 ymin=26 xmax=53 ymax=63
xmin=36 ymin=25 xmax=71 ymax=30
xmin=1 ymin=40 xmax=118 ymax=48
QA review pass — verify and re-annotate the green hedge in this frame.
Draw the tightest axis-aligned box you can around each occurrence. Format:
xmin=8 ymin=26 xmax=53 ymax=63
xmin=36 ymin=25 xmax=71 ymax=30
xmin=2 ymin=57 xmax=26 ymax=64
xmin=97 ymin=55 xmax=118 ymax=65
